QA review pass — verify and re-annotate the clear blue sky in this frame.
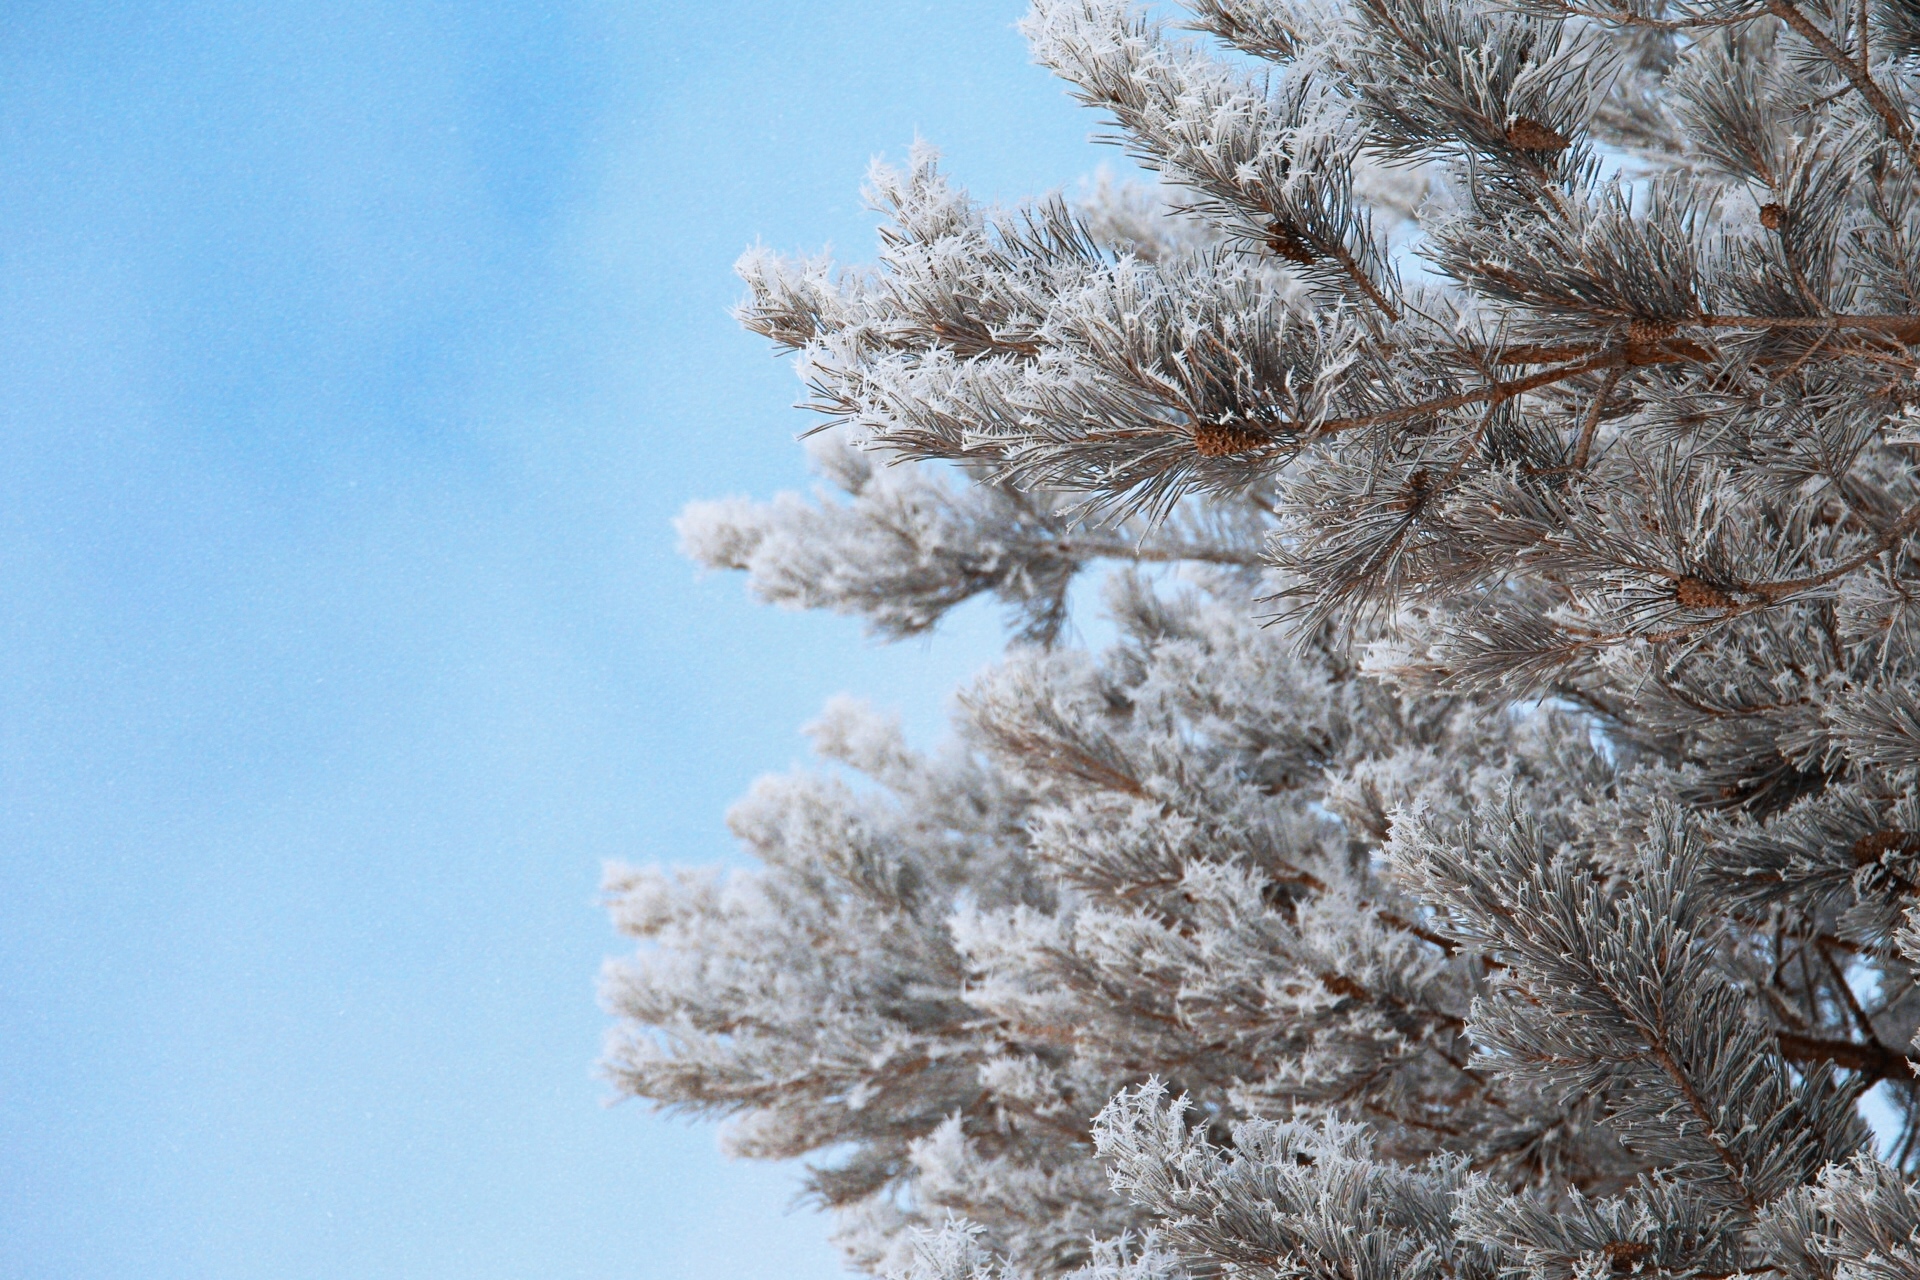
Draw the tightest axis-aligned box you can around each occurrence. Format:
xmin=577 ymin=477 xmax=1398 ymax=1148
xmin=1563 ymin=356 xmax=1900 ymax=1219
xmin=0 ymin=4 xmax=1106 ymax=1276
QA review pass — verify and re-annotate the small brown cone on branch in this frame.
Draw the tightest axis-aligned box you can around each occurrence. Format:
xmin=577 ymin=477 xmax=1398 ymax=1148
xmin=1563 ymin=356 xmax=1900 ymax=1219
xmin=1388 ymin=469 xmax=1434 ymax=513
xmin=1673 ymin=576 xmax=1735 ymax=610
xmin=1192 ymin=422 xmax=1270 ymax=457
xmin=1265 ymin=220 xmax=1318 ymax=264
xmin=1759 ymin=202 xmax=1786 ymax=230
xmin=1505 ymin=116 xmax=1570 ymax=152
xmin=1626 ymin=318 xmax=1678 ymax=345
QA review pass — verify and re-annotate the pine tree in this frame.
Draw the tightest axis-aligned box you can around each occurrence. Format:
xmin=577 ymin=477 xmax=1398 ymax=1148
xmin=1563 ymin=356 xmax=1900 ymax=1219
xmin=602 ymin=1 xmax=1920 ymax=1275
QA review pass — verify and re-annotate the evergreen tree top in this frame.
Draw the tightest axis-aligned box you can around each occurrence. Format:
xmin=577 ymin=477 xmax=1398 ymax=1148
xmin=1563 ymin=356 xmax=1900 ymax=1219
xmin=604 ymin=1 xmax=1920 ymax=1275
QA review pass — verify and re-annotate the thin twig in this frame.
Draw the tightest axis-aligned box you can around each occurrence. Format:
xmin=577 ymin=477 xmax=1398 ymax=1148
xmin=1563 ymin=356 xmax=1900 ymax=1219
xmin=1767 ymin=0 xmax=1920 ymax=171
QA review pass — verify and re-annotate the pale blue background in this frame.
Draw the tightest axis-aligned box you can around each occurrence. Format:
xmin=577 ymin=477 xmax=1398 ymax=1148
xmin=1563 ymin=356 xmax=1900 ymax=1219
xmin=0 ymin=4 xmax=1105 ymax=1276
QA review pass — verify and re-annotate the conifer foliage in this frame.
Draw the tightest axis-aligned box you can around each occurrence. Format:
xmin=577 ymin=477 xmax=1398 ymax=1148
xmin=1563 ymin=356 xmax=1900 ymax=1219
xmin=604 ymin=0 xmax=1920 ymax=1274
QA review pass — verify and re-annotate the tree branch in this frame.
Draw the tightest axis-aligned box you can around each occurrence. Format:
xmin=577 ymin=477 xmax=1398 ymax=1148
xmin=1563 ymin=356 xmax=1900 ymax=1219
xmin=1766 ymin=0 xmax=1920 ymax=171
xmin=1775 ymin=1029 xmax=1910 ymax=1085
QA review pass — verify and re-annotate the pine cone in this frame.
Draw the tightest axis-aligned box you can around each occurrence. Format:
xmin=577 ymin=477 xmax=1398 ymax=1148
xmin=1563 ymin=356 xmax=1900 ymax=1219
xmin=1505 ymin=116 xmax=1570 ymax=152
xmin=1192 ymin=421 xmax=1270 ymax=457
xmin=1759 ymin=202 xmax=1786 ymax=230
xmin=1673 ymin=576 xmax=1735 ymax=609
xmin=1265 ymin=220 xmax=1318 ymax=264
xmin=1388 ymin=468 xmax=1434 ymax=513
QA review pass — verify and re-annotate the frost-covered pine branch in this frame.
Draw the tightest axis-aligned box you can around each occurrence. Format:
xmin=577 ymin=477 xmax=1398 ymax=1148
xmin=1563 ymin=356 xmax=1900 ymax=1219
xmin=678 ymin=432 xmax=1267 ymax=644
xmin=602 ymin=0 xmax=1920 ymax=1275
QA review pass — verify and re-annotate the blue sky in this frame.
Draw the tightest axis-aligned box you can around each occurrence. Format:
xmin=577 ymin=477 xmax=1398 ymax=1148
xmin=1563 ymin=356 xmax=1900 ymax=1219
xmin=0 ymin=4 xmax=1106 ymax=1276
